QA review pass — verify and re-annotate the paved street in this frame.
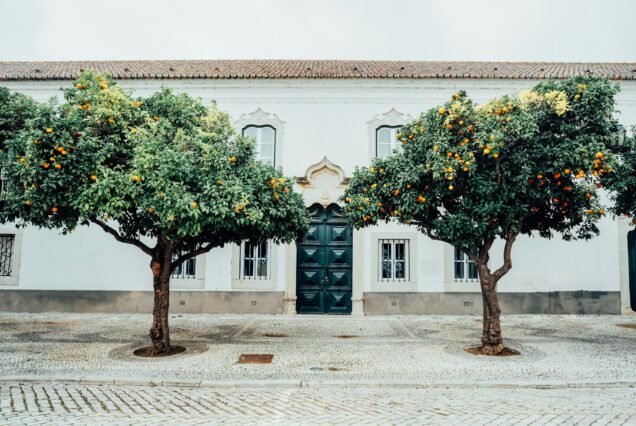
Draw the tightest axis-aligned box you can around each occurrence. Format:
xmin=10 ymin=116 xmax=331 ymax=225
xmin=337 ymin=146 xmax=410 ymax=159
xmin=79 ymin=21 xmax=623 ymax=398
xmin=1 ymin=383 xmax=635 ymax=425
xmin=1 ymin=313 xmax=635 ymax=424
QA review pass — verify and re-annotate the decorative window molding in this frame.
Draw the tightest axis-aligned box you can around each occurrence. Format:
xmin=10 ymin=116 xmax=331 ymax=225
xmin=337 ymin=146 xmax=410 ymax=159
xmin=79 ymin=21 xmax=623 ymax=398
xmin=231 ymin=240 xmax=278 ymax=290
xmin=0 ymin=227 xmax=23 ymax=286
xmin=171 ymin=255 xmax=206 ymax=289
xmin=370 ymin=231 xmax=418 ymax=292
xmin=296 ymin=156 xmax=348 ymax=208
xmin=367 ymin=108 xmax=412 ymax=161
xmin=235 ymin=108 xmax=285 ymax=167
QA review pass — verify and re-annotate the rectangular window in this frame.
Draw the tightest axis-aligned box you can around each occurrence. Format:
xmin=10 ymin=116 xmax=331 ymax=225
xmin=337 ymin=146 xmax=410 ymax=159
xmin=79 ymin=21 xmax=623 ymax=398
xmin=172 ymin=257 xmax=197 ymax=279
xmin=379 ymin=239 xmax=409 ymax=282
xmin=243 ymin=126 xmax=276 ymax=166
xmin=376 ymin=126 xmax=401 ymax=158
xmin=0 ymin=234 xmax=15 ymax=277
xmin=454 ymin=247 xmax=478 ymax=281
xmin=241 ymin=241 xmax=270 ymax=280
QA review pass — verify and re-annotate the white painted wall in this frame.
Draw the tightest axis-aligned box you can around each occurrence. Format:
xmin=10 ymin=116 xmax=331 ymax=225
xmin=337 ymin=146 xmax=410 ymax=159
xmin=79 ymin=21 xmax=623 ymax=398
xmin=1 ymin=78 xmax=635 ymax=294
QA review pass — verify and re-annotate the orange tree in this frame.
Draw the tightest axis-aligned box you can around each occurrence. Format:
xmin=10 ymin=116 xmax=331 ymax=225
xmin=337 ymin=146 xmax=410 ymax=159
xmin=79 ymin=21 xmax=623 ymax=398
xmin=0 ymin=71 xmax=309 ymax=355
xmin=343 ymin=76 xmax=619 ymax=354
xmin=605 ymin=129 xmax=636 ymax=225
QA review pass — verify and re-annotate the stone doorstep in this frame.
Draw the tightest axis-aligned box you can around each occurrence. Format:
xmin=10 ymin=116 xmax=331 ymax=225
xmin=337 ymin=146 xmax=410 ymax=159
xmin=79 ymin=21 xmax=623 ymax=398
xmin=1 ymin=376 xmax=635 ymax=390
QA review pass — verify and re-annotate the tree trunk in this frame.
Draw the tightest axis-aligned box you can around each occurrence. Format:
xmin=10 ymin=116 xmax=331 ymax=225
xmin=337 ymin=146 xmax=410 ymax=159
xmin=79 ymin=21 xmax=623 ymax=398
xmin=479 ymin=272 xmax=504 ymax=355
xmin=148 ymin=249 xmax=173 ymax=355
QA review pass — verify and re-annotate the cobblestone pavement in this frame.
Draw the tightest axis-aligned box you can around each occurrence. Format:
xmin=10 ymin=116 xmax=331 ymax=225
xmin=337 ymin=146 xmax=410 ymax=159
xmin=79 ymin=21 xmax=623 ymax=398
xmin=1 ymin=313 xmax=635 ymax=387
xmin=2 ymin=383 xmax=635 ymax=425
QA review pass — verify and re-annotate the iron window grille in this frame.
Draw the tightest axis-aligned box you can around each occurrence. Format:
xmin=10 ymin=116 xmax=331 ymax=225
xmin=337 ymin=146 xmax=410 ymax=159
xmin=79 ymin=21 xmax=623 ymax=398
xmin=240 ymin=241 xmax=270 ymax=280
xmin=0 ymin=234 xmax=15 ymax=277
xmin=242 ymin=125 xmax=276 ymax=166
xmin=375 ymin=125 xmax=402 ymax=158
xmin=172 ymin=256 xmax=197 ymax=279
xmin=454 ymin=247 xmax=479 ymax=281
xmin=379 ymin=239 xmax=409 ymax=282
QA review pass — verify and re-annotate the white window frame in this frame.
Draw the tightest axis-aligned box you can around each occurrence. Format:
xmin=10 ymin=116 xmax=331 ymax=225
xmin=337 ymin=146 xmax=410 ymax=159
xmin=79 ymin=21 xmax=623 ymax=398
xmin=370 ymin=231 xmax=418 ymax=291
xmin=378 ymin=239 xmax=410 ymax=282
xmin=170 ymin=254 xmax=206 ymax=289
xmin=240 ymin=240 xmax=271 ymax=280
xmin=242 ymin=125 xmax=276 ymax=166
xmin=232 ymin=240 xmax=278 ymax=290
xmin=0 ymin=227 xmax=22 ymax=286
xmin=443 ymin=243 xmax=481 ymax=292
xmin=375 ymin=126 xmax=402 ymax=158
xmin=453 ymin=247 xmax=479 ymax=282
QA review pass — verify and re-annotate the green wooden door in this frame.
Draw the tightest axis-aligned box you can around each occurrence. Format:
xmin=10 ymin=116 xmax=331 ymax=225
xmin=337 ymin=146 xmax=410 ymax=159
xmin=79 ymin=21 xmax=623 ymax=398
xmin=296 ymin=203 xmax=353 ymax=314
xmin=629 ymin=230 xmax=636 ymax=311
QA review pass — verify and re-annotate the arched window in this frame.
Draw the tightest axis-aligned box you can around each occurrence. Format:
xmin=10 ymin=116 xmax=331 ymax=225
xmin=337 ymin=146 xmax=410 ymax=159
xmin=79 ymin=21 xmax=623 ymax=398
xmin=243 ymin=125 xmax=276 ymax=166
xmin=375 ymin=125 xmax=402 ymax=158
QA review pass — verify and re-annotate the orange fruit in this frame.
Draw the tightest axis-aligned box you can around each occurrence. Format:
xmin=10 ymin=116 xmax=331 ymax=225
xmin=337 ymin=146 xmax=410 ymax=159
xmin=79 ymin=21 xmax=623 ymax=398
xmin=191 ymin=201 xmax=198 ymax=209
xmin=45 ymin=128 xmax=53 ymax=134
xmin=90 ymin=175 xmax=97 ymax=181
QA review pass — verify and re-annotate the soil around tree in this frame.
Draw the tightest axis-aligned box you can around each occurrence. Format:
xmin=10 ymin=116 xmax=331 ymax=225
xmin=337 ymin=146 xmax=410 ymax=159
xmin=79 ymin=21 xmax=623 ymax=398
xmin=465 ymin=346 xmax=521 ymax=356
xmin=133 ymin=345 xmax=186 ymax=358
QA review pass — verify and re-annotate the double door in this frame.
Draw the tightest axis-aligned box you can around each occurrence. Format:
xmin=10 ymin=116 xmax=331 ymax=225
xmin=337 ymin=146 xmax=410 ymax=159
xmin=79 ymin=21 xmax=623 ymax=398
xmin=296 ymin=203 xmax=353 ymax=314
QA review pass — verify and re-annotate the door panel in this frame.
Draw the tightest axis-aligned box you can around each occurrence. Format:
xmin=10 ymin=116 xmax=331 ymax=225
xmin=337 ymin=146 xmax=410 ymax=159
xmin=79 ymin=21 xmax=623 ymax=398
xmin=297 ymin=203 xmax=353 ymax=314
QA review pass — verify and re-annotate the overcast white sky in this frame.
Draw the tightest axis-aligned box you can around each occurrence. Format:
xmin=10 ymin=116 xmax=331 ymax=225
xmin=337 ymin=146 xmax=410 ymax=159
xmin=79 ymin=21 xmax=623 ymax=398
xmin=1 ymin=0 xmax=635 ymax=62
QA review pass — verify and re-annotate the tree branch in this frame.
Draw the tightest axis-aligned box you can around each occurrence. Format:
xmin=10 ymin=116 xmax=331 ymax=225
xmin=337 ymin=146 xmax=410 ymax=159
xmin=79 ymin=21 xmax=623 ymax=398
xmin=91 ymin=218 xmax=154 ymax=257
xmin=171 ymin=243 xmax=217 ymax=272
xmin=493 ymin=232 xmax=518 ymax=280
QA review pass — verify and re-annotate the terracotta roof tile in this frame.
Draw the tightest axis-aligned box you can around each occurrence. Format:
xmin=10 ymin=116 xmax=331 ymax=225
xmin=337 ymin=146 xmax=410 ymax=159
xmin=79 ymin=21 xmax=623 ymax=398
xmin=0 ymin=60 xmax=635 ymax=81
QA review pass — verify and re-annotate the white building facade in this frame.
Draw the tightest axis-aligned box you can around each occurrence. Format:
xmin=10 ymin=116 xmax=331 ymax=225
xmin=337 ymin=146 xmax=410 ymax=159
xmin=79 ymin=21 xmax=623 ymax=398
xmin=0 ymin=60 xmax=635 ymax=315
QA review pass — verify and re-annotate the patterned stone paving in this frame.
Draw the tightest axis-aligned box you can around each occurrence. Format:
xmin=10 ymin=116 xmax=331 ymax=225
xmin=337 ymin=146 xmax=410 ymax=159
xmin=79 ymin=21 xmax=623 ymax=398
xmin=1 ymin=384 xmax=635 ymax=425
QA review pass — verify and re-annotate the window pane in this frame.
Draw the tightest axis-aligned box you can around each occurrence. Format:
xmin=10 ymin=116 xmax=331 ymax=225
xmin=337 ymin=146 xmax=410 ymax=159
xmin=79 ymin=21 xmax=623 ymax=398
xmin=377 ymin=127 xmax=391 ymax=144
xmin=243 ymin=126 xmax=257 ymax=138
xmin=454 ymin=247 xmax=463 ymax=262
xmin=259 ymin=241 xmax=268 ymax=257
xmin=395 ymin=242 xmax=405 ymax=261
xmin=261 ymin=127 xmax=275 ymax=144
xmin=469 ymin=261 xmax=478 ymax=280
xmin=257 ymin=259 xmax=268 ymax=278
xmin=185 ymin=258 xmax=196 ymax=277
xmin=381 ymin=260 xmax=392 ymax=279
xmin=395 ymin=260 xmax=405 ymax=279
xmin=260 ymin=142 xmax=274 ymax=159
xmin=382 ymin=243 xmax=391 ymax=260
xmin=455 ymin=260 xmax=464 ymax=280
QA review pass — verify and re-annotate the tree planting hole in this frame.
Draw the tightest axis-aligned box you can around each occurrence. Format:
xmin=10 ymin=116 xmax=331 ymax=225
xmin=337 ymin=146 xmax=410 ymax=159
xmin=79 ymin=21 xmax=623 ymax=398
xmin=334 ymin=335 xmax=358 ymax=339
xmin=465 ymin=346 xmax=521 ymax=357
xmin=133 ymin=345 xmax=186 ymax=358
xmin=262 ymin=333 xmax=288 ymax=338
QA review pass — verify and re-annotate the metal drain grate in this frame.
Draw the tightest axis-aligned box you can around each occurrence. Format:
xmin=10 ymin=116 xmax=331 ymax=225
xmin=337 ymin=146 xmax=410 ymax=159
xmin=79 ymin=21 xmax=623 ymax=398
xmin=237 ymin=354 xmax=274 ymax=364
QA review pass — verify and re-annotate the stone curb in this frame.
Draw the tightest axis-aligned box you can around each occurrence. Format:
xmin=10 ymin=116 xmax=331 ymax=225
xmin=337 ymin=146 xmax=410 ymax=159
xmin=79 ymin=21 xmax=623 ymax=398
xmin=1 ymin=376 xmax=635 ymax=389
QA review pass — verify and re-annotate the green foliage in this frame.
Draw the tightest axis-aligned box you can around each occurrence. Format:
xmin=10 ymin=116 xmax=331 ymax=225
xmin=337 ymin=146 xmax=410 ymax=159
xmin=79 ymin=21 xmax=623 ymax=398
xmin=343 ymin=76 xmax=620 ymax=256
xmin=605 ymin=129 xmax=636 ymax=226
xmin=0 ymin=71 xmax=309 ymax=258
xmin=0 ymin=87 xmax=40 ymax=151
